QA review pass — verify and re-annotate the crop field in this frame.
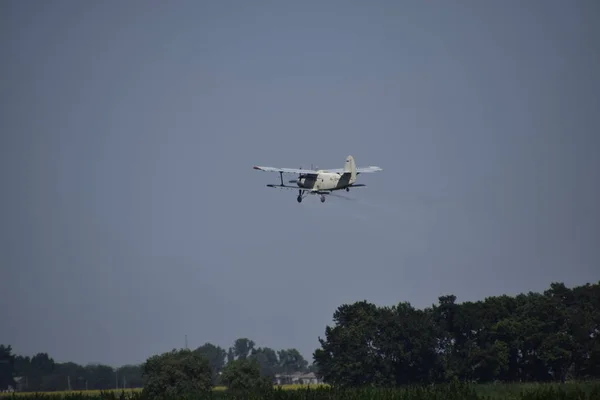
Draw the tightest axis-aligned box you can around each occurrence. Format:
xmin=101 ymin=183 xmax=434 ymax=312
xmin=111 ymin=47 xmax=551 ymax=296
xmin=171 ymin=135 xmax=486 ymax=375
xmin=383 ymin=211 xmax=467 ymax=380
xmin=1 ymin=381 xmax=599 ymax=400
xmin=0 ymin=384 xmax=330 ymax=398
xmin=0 ymin=384 xmax=330 ymax=397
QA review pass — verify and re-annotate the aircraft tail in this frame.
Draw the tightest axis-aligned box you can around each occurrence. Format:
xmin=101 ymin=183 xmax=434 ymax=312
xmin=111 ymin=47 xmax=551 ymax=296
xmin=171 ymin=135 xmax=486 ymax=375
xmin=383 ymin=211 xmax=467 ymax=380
xmin=344 ymin=155 xmax=357 ymax=183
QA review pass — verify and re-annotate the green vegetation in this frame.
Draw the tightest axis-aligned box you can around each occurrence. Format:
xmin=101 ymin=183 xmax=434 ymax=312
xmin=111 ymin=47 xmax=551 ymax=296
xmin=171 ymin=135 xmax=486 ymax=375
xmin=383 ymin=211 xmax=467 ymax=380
xmin=2 ymin=281 xmax=599 ymax=399
xmin=220 ymin=358 xmax=273 ymax=396
xmin=2 ymin=381 xmax=600 ymax=399
xmin=142 ymin=350 xmax=213 ymax=398
xmin=314 ymin=281 xmax=600 ymax=386
xmin=0 ymin=340 xmax=311 ymax=392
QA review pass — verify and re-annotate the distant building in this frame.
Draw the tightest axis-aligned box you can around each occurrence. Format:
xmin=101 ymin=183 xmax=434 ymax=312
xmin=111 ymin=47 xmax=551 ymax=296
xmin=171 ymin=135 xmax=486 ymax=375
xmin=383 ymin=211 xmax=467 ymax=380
xmin=274 ymin=372 xmax=321 ymax=385
xmin=14 ymin=377 xmax=26 ymax=392
xmin=1 ymin=377 xmax=27 ymax=393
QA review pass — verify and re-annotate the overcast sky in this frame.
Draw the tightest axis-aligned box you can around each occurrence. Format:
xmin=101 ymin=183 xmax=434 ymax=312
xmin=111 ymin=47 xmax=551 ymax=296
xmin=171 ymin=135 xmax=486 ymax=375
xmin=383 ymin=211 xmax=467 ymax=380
xmin=1 ymin=0 xmax=599 ymax=367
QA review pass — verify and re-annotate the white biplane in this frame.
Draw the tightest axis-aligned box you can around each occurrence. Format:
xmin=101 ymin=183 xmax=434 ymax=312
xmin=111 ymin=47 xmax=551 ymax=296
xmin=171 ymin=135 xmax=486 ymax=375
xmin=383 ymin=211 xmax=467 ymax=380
xmin=253 ymin=155 xmax=382 ymax=203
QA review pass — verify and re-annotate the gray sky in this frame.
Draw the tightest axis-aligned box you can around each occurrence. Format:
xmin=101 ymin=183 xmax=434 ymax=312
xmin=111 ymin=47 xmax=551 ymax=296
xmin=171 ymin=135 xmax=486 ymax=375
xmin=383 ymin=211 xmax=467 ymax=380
xmin=1 ymin=0 xmax=599 ymax=367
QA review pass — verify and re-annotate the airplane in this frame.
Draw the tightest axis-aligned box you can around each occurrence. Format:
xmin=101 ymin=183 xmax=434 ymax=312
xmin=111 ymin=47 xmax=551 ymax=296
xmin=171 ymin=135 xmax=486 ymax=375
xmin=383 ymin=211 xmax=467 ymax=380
xmin=253 ymin=155 xmax=382 ymax=203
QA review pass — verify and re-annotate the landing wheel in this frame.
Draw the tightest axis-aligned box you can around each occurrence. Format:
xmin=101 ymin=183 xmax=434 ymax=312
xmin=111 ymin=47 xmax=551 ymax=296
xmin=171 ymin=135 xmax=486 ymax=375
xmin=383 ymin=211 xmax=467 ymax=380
xmin=320 ymin=195 xmax=326 ymax=203
xmin=346 ymin=187 xmax=350 ymax=192
xmin=297 ymin=195 xmax=302 ymax=203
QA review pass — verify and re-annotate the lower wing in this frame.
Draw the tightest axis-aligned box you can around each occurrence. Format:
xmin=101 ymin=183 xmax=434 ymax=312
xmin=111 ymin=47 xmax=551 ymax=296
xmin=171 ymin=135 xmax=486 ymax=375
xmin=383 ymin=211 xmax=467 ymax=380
xmin=266 ymin=184 xmax=365 ymax=193
xmin=267 ymin=184 xmax=320 ymax=192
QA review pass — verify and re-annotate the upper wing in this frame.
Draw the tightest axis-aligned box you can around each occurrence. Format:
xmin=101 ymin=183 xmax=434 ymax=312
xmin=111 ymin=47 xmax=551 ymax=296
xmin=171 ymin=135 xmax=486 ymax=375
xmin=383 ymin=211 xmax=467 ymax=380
xmin=325 ymin=166 xmax=383 ymax=174
xmin=254 ymin=165 xmax=382 ymax=174
xmin=253 ymin=166 xmax=319 ymax=174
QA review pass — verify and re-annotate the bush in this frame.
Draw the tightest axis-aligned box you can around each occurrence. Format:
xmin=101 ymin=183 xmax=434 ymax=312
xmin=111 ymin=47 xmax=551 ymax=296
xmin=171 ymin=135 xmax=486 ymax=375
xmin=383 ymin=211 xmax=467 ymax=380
xmin=219 ymin=358 xmax=272 ymax=395
xmin=141 ymin=349 xmax=213 ymax=399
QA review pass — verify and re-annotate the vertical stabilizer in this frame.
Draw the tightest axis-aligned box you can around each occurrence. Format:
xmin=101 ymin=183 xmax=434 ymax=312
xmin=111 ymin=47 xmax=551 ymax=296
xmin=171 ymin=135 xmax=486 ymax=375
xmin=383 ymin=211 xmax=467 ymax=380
xmin=344 ymin=155 xmax=357 ymax=183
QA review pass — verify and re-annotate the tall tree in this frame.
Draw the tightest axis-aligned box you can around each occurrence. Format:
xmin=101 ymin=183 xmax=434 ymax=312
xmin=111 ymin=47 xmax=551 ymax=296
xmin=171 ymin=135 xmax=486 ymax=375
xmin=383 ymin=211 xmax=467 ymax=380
xmin=0 ymin=345 xmax=15 ymax=390
xmin=277 ymin=349 xmax=308 ymax=375
xmin=249 ymin=347 xmax=279 ymax=378
xmin=194 ymin=343 xmax=226 ymax=383
xmin=220 ymin=358 xmax=272 ymax=394
xmin=84 ymin=364 xmax=115 ymax=390
xmin=232 ymin=338 xmax=255 ymax=360
xmin=116 ymin=364 xmax=145 ymax=388
xmin=142 ymin=349 xmax=213 ymax=398
xmin=227 ymin=348 xmax=235 ymax=364
xmin=313 ymin=281 xmax=600 ymax=387
xmin=314 ymin=300 xmax=386 ymax=387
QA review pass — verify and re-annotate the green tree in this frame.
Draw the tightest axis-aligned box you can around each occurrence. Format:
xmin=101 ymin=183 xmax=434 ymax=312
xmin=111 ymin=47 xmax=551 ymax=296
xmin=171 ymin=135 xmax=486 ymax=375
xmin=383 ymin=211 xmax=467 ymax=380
xmin=568 ymin=283 xmax=599 ymax=378
xmin=431 ymin=294 xmax=463 ymax=380
xmin=313 ymin=281 xmax=600 ymax=387
xmin=220 ymin=358 xmax=272 ymax=394
xmin=13 ymin=355 xmax=31 ymax=391
xmin=226 ymin=348 xmax=235 ymax=364
xmin=193 ymin=343 xmax=226 ymax=384
xmin=313 ymin=300 xmax=387 ymax=387
xmin=84 ymin=364 xmax=115 ymax=390
xmin=384 ymin=302 xmax=442 ymax=384
xmin=232 ymin=338 xmax=255 ymax=360
xmin=0 ymin=345 xmax=15 ymax=390
xmin=308 ymin=363 xmax=320 ymax=375
xmin=249 ymin=347 xmax=279 ymax=378
xmin=58 ymin=362 xmax=89 ymax=391
xmin=116 ymin=364 xmax=145 ymax=388
xmin=277 ymin=349 xmax=308 ymax=375
xmin=17 ymin=352 xmax=57 ymax=391
xmin=142 ymin=349 xmax=213 ymax=399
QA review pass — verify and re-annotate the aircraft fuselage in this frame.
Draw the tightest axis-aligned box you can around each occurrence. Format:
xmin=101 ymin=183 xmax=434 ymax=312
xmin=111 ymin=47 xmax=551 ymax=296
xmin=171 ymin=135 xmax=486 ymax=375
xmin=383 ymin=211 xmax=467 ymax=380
xmin=296 ymin=171 xmax=355 ymax=191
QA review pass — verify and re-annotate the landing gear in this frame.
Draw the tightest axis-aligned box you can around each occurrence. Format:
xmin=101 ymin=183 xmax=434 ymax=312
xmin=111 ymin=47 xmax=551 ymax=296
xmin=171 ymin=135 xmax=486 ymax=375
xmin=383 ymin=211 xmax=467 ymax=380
xmin=346 ymin=187 xmax=350 ymax=192
xmin=296 ymin=189 xmax=326 ymax=203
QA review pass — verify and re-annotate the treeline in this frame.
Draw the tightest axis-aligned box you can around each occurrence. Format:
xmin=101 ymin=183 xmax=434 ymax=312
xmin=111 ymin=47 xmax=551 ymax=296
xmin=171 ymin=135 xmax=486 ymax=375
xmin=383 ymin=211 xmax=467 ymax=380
xmin=0 ymin=354 xmax=143 ymax=393
xmin=3 ymin=281 xmax=599 ymax=393
xmin=0 ymin=338 xmax=313 ymax=392
xmin=313 ymin=281 xmax=600 ymax=387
